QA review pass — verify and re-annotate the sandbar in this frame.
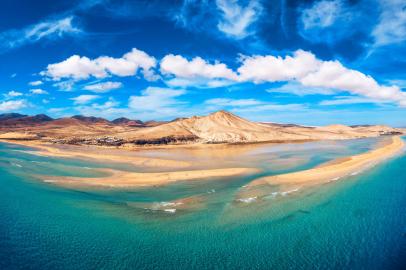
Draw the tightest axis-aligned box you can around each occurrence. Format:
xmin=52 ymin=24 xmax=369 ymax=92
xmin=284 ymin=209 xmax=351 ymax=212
xmin=237 ymin=136 xmax=405 ymax=200
xmin=40 ymin=167 xmax=260 ymax=188
xmin=0 ymin=139 xmax=190 ymax=168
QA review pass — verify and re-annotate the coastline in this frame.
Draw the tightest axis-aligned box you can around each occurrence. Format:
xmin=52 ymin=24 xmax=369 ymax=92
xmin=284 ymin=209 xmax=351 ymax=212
xmin=237 ymin=136 xmax=405 ymax=200
xmin=0 ymin=139 xmax=191 ymax=168
xmin=2 ymin=136 xmax=404 ymax=190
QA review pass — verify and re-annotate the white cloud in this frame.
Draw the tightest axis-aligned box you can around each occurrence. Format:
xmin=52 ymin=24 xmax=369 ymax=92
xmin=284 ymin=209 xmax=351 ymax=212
xmin=301 ymin=0 xmax=341 ymax=30
xmin=128 ymin=87 xmax=186 ymax=119
xmin=40 ymin=48 xmax=406 ymax=107
xmin=0 ymin=16 xmax=80 ymax=53
xmin=84 ymin=81 xmax=123 ymax=93
xmin=164 ymin=77 xmax=235 ymax=88
xmin=238 ymin=50 xmax=320 ymax=83
xmin=372 ymin=0 xmax=406 ymax=46
xmin=29 ymin=80 xmax=43 ymax=86
xmin=0 ymin=100 xmax=28 ymax=111
xmin=70 ymin=95 xmax=100 ymax=105
xmin=299 ymin=60 xmax=406 ymax=105
xmin=30 ymin=88 xmax=48 ymax=95
xmin=237 ymin=50 xmax=406 ymax=106
xmin=319 ymin=96 xmax=382 ymax=106
xmin=42 ymin=48 xmax=157 ymax=81
xmin=43 ymin=55 xmax=106 ymax=80
xmin=53 ymin=80 xmax=75 ymax=91
xmin=298 ymin=0 xmax=357 ymax=43
xmin=4 ymin=90 xmax=23 ymax=98
xmin=216 ymin=0 xmax=262 ymax=39
xmin=161 ymin=54 xmax=238 ymax=80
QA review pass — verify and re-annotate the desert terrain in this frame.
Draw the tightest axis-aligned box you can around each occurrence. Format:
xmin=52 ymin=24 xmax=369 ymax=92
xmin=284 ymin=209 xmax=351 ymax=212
xmin=0 ymin=110 xmax=404 ymax=148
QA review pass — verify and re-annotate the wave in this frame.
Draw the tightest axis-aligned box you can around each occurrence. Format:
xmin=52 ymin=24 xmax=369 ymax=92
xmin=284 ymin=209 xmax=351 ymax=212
xmin=236 ymin=196 xmax=257 ymax=203
xmin=11 ymin=162 xmax=22 ymax=168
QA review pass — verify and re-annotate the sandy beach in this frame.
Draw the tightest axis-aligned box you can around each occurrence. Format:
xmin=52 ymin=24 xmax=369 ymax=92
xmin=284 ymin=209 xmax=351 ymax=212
xmin=40 ymin=167 xmax=260 ymax=188
xmin=237 ymin=136 xmax=405 ymax=200
xmin=0 ymin=139 xmax=191 ymax=168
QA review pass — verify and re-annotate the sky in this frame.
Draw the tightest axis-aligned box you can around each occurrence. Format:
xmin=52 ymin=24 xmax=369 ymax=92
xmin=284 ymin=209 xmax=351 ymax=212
xmin=0 ymin=0 xmax=405 ymax=126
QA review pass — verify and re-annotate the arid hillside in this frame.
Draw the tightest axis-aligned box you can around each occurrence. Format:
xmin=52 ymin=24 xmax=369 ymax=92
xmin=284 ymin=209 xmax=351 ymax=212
xmin=0 ymin=110 xmax=404 ymax=146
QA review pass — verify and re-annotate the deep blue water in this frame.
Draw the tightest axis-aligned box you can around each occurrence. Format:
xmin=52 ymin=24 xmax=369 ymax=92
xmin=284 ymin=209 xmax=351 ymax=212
xmin=0 ymin=138 xmax=405 ymax=270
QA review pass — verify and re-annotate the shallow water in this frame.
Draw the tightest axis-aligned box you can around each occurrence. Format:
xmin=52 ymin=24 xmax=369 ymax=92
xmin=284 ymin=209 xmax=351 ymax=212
xmin=0 ymin=138 xmax=405 ymax=269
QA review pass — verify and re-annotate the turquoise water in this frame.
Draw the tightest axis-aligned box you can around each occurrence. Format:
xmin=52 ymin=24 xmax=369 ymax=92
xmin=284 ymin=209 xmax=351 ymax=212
xmin=0 ymin=138 xmax=405 ymax=269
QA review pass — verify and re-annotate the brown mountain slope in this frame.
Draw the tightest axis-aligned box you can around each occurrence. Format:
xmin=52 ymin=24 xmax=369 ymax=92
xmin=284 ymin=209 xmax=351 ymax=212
xmin=110 ymin=111 xmax=356 ymax=143
xmin=0 ymin=110 xmax=404 ymax=146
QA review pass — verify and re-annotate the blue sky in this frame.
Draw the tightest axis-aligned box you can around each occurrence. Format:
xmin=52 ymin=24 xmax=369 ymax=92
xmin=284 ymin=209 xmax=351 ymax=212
xmin=0 ymin=0 xmax=405 ymax=126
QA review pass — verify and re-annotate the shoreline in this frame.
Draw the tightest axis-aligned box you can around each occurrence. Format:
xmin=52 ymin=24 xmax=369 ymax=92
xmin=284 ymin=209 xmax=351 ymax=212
xmin=2 ymin=136 xmax=404 ymax=190
xmin=237 ymin=136 xmax=405 ymax=201
xmin=0 ymin=139 xmax=191 ymax=168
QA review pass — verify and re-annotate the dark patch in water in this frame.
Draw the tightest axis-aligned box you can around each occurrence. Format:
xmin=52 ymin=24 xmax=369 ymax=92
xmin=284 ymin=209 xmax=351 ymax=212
xmin=298 ymin=209 xmax=311 ymax=214
xmin=274 ymin=213 xmax=296 ymax=223
xmin=319 ymin=200 xmax=332 ymax=207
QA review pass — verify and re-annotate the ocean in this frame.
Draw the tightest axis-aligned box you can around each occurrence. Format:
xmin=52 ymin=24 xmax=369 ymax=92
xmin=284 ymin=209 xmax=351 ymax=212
xmin=0 ymin=138 xmax=405 ymax=270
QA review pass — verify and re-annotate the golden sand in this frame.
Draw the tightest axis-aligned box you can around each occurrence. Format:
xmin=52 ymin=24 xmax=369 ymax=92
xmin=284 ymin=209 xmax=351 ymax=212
xmin=41 ymin=167 xmax=260 ymax=188
xmin=237 ymin=136 xmax=405 ymax=200
xmin=0 ymin=139 xmax=190 ymax=168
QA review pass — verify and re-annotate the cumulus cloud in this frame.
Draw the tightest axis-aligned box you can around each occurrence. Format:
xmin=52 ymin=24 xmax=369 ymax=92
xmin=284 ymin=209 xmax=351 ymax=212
xmin=299 ymin=60 xmax=406 ymax=104
xmin=30 ymin=89 xmax=48 ymax=95
xmin=237 ymin=50 xmax=406 ymax=106
xmin=238 ymin=50 xmax=320 ymax=82
xmin=70 ymin=95 xmax=100 ymax=105
xmin=0 ymin=16 xmax=80 ymax=53
xmin=42 ymin=48 xmax=157 ymax=81
xmin=84 ymin=81 xmax=123 ymax=93
xmin=216 ymin=0 xmax=262 ymax=39
xmin=0 ymin=100 xmax=28 ymax=111
xmin=53 ymin=80 xmax=76 ymax=91
xmin=29 ymin=80 xmax=43 ymax=86
xmin=4 ymin=90 xmax=23 ymax=98
xmin=160 ymin=54 xmax=238 ymax=87
xmin=40 ymin=47 xmax=406 ymax=107
xmin=161 ymin=54 xmax=238 ymax=80
xmin=372 ymin=0 xmax=406 ymax=46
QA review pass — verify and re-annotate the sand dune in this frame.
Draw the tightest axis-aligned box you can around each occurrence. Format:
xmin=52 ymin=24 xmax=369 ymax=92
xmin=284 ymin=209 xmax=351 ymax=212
xmin=237 ymin=136 xmax=405 ymax=201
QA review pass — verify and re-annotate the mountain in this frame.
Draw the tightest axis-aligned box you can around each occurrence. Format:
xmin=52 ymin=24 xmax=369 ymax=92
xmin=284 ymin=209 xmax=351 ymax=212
xmin=111 ymin=111 xmax=406 ymax=144
xmin=110 ymin=111 xmax=323 ymax=143
xmin=112 ymin=117 xmax=144 ymax=127
xmin=0 ymin=113 xmax=27 ymax=121
xmin=71 ymin=115 xmax=110 ymax=124
xmin=0 ymin=110 xmax=404 ymax=145
xmin=0 ymin=114 xmax=53 ymax=126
